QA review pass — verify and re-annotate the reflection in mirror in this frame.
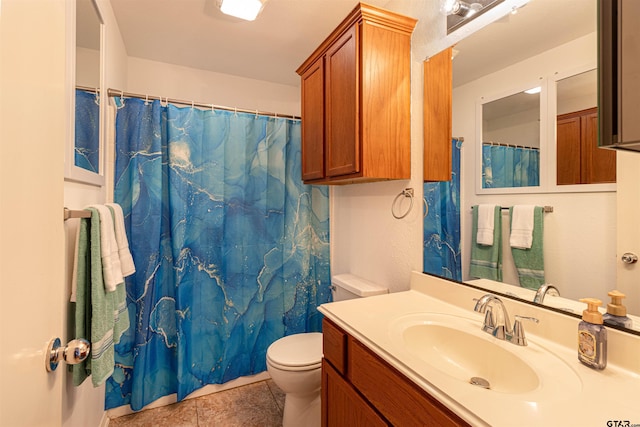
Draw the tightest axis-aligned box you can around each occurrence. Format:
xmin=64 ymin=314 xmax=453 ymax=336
xmin=75 ymin=0 xmax=101 ymax=173
xmin=445 ymin=0 xmax=505 ymax=34
xmin=424 ymin=0 xmax=640 ymax=334
xmin=556 ymin=69 xmax=616 ymax=185
xmin=74 ymin=89 xmax=100 ymax=173
xmin=65 ymin=0 xmax=104 ymax=186
xmin=481 ymin=89 xmax=540 ymax=188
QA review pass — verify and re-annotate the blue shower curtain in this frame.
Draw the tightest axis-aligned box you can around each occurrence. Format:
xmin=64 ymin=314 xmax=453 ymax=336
xmin=74 ymin=89 xmax=100 ymax=173
xmin=423 ymin=138 xmax=462 ymax=281
xmin=482 ymin=144 xmax=539 ymax=188
xmin=106 ymin=98 xmax=331 ymax=411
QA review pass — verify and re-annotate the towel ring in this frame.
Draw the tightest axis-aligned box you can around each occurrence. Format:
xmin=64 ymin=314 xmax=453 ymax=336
xmin=392 ymin=188 xmax=414 ymax=219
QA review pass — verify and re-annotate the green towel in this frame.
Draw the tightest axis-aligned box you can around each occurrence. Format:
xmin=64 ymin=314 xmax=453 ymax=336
xmin=510 ymin=206 xmax=545 ymax=290
xmin=73 ymin=208 xmax=129 ymax=387
xmin=469 ymin=205 xmax=502 ymax=281
xmin=72 ymin=215 xmax=92 ymax=386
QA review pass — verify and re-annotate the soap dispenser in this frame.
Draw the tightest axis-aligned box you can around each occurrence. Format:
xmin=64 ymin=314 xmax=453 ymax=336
xmin=578 ymin=298 xmax=607 ymax=370
xmin=603 ymin=290 xmax=632 ymax=328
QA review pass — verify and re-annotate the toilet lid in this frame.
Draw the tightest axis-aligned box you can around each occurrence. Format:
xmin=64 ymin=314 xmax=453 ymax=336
xmin=266 ymin=332 xmax=323 ymax=367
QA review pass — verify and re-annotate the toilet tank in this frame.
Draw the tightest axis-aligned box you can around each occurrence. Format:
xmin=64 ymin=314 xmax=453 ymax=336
xmin=331 ymin=274 xmax=388 ymax=301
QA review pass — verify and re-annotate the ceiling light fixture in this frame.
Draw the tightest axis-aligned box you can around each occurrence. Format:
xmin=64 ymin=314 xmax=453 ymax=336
xmin=444 ymin=0 xmax=483 ymax=18
xmin=219 ymin=0 xmax=267 ymax=21
xmin=524 ymin=86 xmax=541 ymax=94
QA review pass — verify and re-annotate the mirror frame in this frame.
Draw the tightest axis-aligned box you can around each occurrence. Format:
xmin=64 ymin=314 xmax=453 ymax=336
xmin=475 ymin=64 xmax=616 ymax=195
xmin=475 ymin=77 xmax=548 ymax=195
xmin=64 ymin=0 xmax=105 ymax=187
xmin=547 ymin=62 xmax=615 ymax=193
xmin=436 ymin=273 xmax=640 ymax=337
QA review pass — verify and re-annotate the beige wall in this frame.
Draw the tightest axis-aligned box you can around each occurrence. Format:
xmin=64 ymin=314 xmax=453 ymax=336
xmin=126 ymin=57 xmax=300 ymax=117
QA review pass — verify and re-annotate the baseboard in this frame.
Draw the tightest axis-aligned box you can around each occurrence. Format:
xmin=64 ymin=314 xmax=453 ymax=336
xmin=106 ymin=371 xmax=271 ymax=419
xmin=99 ymin=411 xmax=110 ymax=427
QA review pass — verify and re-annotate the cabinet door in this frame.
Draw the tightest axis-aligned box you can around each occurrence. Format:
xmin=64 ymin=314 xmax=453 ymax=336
xmin=322 ymin=360 xmax=387 ymax=427
xmin=301 ymin=58 xmax=325 ymax=181
xmin=557 ymin=115 xmax=582 ymax=185
xmin=348 ymin=338 xmax=469 ymax=427
xmin=558 ymin=108 xmax=616 ymax=185
xmin=325 ymin=25 xmax=359 ymax=178
xmin=424 ymin=47 xmax=453 ymax=182
xmin=582 ymin=109 xmax=616 ymax=183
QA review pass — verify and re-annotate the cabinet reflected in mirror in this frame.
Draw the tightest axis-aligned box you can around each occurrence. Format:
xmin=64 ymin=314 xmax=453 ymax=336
xmin=556 ymin=69 xmax=616 ymax=185
xmin=481 ymin=88 xmax=540 ymax=189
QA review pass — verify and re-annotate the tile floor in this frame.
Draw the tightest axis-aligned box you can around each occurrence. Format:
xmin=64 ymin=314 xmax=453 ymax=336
xmin=109 ymin=380 xmax=285 ymax=427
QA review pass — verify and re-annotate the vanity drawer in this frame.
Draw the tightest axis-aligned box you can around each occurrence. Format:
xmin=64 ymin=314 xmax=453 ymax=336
xmin=347 ymin=337 xmax=470 ymax=427
xmin=323 ymin=318 xmax=347 ymax=375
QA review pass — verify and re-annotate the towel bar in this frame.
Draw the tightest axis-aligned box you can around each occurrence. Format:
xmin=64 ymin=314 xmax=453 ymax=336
xmin=63 ymin=207 xmax=91 ymax=221
xmin=470 ymin=206 xmax=553 ymax=213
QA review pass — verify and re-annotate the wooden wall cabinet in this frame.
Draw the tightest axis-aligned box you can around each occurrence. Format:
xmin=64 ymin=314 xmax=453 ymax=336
xmin=322 ymin=318 xmax=470 ymax=427
xmin=557 ymin=107 xmax=616 ymax=185
xmin=423 ymin=47 xmax=453 ymax=182
xmin=296 ymin=3 xmax=416 ymax=185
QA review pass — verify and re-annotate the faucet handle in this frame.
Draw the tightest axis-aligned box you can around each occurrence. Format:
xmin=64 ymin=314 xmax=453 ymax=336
xmin=512 ymin=315 xmax=539 ymax=346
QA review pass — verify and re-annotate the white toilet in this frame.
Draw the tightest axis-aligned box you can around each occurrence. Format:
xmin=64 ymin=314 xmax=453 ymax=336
xmin=266 ymin=274 xmax=388 ymax=427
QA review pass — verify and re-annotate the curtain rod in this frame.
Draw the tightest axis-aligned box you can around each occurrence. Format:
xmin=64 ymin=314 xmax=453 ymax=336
xmin=107 ymin=88 xmax=301 ymax=120
xmin=76 ymin=85 xmax=99 ymax=93
xmin=483 ymin=141 xmax=539 ymax=150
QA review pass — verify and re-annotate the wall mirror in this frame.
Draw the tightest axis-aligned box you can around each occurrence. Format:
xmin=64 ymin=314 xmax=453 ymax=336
xmin=479 ymin=83 xmax=542 ymax=190
xmin=424 ymin=0 xmax=640 ymax=335
xmin=555 ymin=68 xmax=616 ymax=186
xmin=65 ymin=0 xmax=105 ymax=186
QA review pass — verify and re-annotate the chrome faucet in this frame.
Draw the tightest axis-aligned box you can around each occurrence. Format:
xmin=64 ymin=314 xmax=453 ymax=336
xmin=533 ymin=284 xmax=560 ymax=304
xmin=473 ymin=294 xmax=539 ymax=346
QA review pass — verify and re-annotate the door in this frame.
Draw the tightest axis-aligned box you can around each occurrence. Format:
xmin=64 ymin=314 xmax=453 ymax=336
xmin=1 ymin=1 xmax=67 ymax=425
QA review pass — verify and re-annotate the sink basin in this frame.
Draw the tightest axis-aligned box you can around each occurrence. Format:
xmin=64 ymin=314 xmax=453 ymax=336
xmin=389 ymin=313 xmax=582 ymax=397
xmin=402 ymin=322 xmax=539 ymax=393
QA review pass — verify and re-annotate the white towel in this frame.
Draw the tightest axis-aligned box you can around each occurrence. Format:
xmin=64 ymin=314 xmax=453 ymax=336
xmin=476 ymin=204 xmax=496 ymax=246
xmin=90 ymin=204 xmax=124 ymax=292
xmin=106 ymin=203 xmax=136 ymax=277
xmin=510 ymin=205 xmax=536 ymax=249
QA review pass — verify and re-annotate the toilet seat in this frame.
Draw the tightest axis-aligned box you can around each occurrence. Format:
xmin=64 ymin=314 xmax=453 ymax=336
xmin=266 ymin=332 xmax=323 ymax=372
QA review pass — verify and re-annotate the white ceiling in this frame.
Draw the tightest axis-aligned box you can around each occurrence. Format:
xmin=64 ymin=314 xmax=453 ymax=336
xmin=109 ymin=0 xmax=596 ymax=88
xmin=110 ymin=0 xmax=388 ymax=87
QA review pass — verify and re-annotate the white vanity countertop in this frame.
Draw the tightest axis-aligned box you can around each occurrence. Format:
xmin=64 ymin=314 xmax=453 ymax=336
xmin=318 ymin=274 xmax=640 ymax=427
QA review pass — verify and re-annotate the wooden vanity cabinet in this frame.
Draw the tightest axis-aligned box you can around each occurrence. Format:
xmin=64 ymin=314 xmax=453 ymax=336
xmin=296 ymin=3 xmax=416 ymax=185
xmin=557 ymin=107 xmax=616 ymax=185
xmin=322 ymin=318 xmax=470 ymax=427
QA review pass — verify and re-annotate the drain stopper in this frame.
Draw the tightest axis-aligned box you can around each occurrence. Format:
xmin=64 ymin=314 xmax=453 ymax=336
xmin=469 ymin=377 xmax=491 ymax=389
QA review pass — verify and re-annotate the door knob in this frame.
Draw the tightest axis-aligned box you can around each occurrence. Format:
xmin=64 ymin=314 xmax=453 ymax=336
xmin=46 ymin=338 xmax=91 ymax=372
xmin=621 ymin=252 xmax=638 ymax=264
